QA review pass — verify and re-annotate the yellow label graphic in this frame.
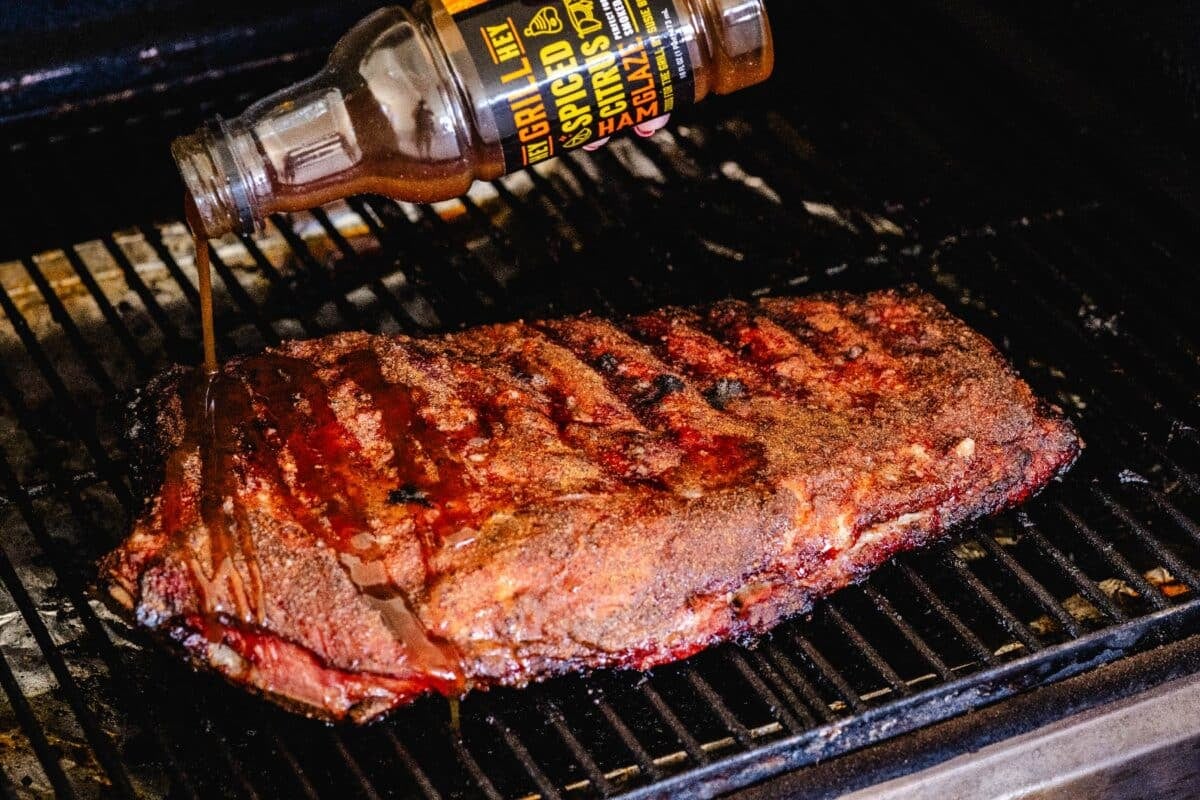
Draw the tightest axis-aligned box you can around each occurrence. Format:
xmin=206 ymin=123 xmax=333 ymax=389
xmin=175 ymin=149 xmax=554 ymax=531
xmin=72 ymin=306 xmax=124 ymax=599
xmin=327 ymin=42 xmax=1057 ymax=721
xmin=525 ymin=7 xmax=565 ymax=37
xmin=450 ymin=0 xmax=695 ymax=170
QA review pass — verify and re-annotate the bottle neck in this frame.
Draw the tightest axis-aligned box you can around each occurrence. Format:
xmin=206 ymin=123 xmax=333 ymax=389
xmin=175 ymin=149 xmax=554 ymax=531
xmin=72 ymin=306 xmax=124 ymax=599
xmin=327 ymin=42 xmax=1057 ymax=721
xmin=173 ymin=117 xmax=271 ymax=239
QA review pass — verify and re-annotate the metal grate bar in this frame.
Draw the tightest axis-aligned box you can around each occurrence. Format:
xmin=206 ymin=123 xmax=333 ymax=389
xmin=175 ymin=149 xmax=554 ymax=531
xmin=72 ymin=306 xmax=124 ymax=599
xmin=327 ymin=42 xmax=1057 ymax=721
xmin=36 ymin=146 xmax=194 ymax=363
xmin=859 ymin=585 xmax=955 ymax=681
xmin=741 ymin=653 xmax=820 ymax=730
xmin=787 ymin=7 xmax=1200 ymax=419
xmin=979 ymin=275 xmax=1200 ymax=502
xmin=923 ymin=223 xmax=1200 ymax=502
xmin=893 ymin=564 xmax=997 ymax=666
xmin=0 ymin=765 xmax=20 ymax=800
xmin=412 ymin=202 xmax=515 ymax=304
xmin=343 ymin=196 xmax=454 ymax=330
xmin=635 ymin=682 xmax=708 ymax=765
xmin=136 ymin=223 xmax=240 ymax=357
xmin=382 ymin=729 xmax=442 ymax=800
xmin=459 ymin=195 xmax=524 ymax=271
xmin=588 ymin=691 xmax=665 ymax=783
xmin=355 ymin=196 xmax=488 ymax=327
xmin=447 ymin=730 xmax=507 ymax=800
xmin=16 ymin=256 xmax=119 ymax=396
xmin=271 ymin=213 xmax=371 ymax=331
xmin=203 ymin=240 xmax=281 ymax=347
xmin=309 ymin=206 xmax=413 ymax=330
xmin=720 ymin=650 xmax=807 ymax=734
xmin=1065 ymin=208 xmax=1200 ymax=348
xmin=269 ymin=730 xmax=321 ymax=800
xmin=538 ymin=697 xmax=615 ymax=796
xmin=236 ymin=232 xmax=327 ymax=338
xmin=1029 ymin=221 xmax=1200 ymax=386
xmin=486 ymin=711 xmax=564 ymax=800
xmin=940 ymin=550 xmax=1041 ymax=652
xmin=1001 ymin=232 xmax=1199 ymax=425
xmin=330 ymin=731 xmax=382 ymax=800
xmin=1012 ymin=511 xmax=1126 ymax=622
xmin=1141 ymin=486 xmax=1200 ymax=550
xmin=840 ymin=24 xmax=1200 ymax=441
xmin=519 ymin=168 xmax=624 ymax=316
xmin=3 ymin=7 xmax=1200 ymax=795
xmin=59 ymin=244 xmax=152 ymax=379
xmin=1051 ymin=502 xmax=1169 ymax=611
xmin=0 ymin=461 xmax=138 ymax=797
xmin=822 ymin=604 xmax=912 ymax=695
xmin=682 ymin=669 xmax=754 ymax=748
xmin=758 ymin=643 xmax=839 ymax=723
xmin=0 ymin=368 xmax=201 ymax=796
xmin=0 ymin=276 xmax=286 ymax=800
xmin=100 ymin=234 xmax=193 ymax=359
xmin=0 ymin=646 xmax=75 ymax=799
xmin=0 ymin=281 xmax=132 ymax=505
xmin=788 ymin=633 xmax=867 ymax=712
xmin=1092 ymin=488 xmax=1200 ymax=591
xmin=973 ymin=528 xmax=1085 ymax=638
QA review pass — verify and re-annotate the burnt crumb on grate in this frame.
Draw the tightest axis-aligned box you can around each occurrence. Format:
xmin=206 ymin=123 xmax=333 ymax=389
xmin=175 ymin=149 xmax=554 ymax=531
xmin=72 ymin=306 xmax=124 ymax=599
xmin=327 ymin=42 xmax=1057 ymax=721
xmin=388 ymin=486 xmax=432 ymax=507
xmin=705 ymin=378 xmax=749 ymax=410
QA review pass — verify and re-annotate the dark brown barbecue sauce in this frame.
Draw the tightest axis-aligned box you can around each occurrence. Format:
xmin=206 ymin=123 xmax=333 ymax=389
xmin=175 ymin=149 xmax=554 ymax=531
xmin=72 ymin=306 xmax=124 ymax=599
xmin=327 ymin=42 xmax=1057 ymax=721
xmin=181 ymin=202 xmax=466 ymax=696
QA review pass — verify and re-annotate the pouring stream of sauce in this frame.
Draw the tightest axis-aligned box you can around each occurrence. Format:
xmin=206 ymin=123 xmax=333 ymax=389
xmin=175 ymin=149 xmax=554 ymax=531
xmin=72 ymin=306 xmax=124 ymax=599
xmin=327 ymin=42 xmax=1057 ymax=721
xmin=185 ymin=195 xmax=219 ymax=376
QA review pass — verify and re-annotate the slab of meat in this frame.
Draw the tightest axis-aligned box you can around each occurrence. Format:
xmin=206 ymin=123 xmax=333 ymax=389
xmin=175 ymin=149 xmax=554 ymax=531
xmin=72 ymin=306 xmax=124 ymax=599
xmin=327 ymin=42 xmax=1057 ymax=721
xmin=100 ymin=288 xmax=1081 ymax=722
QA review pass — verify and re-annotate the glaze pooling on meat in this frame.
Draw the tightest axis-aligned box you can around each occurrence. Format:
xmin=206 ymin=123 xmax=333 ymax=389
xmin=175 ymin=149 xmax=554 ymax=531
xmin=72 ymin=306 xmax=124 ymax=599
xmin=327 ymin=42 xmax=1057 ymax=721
xmin=101 ymin=288 xmax=1081 ymax=722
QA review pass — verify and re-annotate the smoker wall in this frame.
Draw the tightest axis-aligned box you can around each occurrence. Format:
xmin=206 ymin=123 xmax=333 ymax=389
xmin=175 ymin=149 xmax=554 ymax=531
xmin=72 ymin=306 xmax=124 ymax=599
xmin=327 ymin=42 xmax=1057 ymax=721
xmin=0 ymin=0 xmax=378 ymax=122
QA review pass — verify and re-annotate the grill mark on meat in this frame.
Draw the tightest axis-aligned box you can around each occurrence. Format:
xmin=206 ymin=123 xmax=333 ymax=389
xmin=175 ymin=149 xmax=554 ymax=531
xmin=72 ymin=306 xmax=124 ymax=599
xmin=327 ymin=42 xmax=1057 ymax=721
xmin=102 ymin=289 xmax=1083 ymax=722
xmin=333 ymin=347 xmax=460 ymax=566
xmin=756 ymin=297 xmax=907 ymax=411
xmin=535 ymin=317 xmax=766 ymax=494
xmin=686 ymin=301 xmax=821 ymax=400
xmin=705 ymin=300 xmax=832 ymax=387
xmin=243 ymin=355 xmax=374 ymax=549
xmin=477 ymin=323 xmax=651 ymax=487
xmin=623 ymin=309 xmax=778 ymax=404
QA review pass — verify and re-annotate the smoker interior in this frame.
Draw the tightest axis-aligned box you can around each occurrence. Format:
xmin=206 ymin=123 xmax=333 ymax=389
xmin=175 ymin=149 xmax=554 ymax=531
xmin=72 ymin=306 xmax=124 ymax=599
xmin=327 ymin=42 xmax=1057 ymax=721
xmin=1 ymin=2 xmax=1199 ymax=798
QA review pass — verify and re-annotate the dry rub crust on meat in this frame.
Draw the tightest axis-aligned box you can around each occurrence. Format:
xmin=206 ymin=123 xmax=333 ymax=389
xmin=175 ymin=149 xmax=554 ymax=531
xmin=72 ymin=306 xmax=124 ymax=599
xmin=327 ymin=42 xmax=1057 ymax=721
xmin=100 ymin=288 xmax=1081 ymax=722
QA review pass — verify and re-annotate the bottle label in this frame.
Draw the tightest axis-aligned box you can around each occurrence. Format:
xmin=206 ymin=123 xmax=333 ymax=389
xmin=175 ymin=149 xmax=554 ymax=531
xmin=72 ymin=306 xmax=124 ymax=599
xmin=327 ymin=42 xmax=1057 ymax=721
xmin=448 ymin=0 xmax=695 ymax=170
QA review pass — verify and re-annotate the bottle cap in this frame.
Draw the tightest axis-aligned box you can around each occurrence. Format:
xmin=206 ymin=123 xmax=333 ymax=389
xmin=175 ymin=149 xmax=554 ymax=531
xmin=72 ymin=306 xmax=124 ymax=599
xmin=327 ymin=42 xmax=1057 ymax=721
xmin=706 ymin=0 xmax=775 ymax=95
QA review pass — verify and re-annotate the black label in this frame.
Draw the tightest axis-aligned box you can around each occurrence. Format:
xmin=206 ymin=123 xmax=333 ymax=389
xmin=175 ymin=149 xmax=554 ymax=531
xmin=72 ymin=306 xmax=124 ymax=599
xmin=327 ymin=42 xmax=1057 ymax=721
xmin=448 ymin=0 xmax=695 ymax=170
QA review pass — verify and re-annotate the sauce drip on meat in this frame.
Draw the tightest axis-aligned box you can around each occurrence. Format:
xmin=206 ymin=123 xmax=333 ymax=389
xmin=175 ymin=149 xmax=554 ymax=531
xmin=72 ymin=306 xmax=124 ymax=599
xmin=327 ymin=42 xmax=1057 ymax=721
xmin=180 ymin=199 xmax=464 ymax=693
xmin=179 ymin=195 xmax=261 ymax=622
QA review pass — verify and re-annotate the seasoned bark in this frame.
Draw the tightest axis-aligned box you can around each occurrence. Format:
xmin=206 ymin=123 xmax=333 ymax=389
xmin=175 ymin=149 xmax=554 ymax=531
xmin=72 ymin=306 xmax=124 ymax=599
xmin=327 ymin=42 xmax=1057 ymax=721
xmin=101 ymin=288 xmax=1081 ymax=722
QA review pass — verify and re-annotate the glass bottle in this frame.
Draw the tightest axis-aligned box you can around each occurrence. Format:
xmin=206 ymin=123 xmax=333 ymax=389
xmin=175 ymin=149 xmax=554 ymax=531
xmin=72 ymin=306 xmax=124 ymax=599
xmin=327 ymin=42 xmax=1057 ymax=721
xmin=174 ymin=0 xmax=774 ymax=239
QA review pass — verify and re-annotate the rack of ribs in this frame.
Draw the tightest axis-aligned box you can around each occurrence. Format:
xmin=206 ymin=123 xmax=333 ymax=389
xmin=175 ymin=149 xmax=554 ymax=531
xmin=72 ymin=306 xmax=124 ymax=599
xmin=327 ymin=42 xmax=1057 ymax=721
xmin=100 ymin=288 xmax=1081 ymax=722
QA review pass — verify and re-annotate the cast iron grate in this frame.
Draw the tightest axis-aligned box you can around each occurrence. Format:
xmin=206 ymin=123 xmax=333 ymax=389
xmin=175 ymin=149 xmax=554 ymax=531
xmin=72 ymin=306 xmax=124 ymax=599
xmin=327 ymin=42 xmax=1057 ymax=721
xmin=1 ymin=0 xmax=1199 ymax=797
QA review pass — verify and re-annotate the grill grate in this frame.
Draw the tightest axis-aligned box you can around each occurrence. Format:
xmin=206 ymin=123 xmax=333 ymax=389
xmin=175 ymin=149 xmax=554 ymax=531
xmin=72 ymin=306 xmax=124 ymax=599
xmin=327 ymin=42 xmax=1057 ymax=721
xmin=2 ymin=0 xmax=1200 ymax=797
